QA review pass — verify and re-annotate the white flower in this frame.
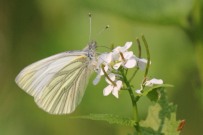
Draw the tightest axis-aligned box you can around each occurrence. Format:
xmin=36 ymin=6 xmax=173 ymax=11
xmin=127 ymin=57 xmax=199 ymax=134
xmin=135 ymin=78 xmax=163 ymax=94
xmin=93 ymin=65 xmax=108 ymax=85
xmin=93 ymin=42 xmax=137 ymax=86
xmin=93 ymin=53 xmax=112 ymax=85
xmin=93 ymin=75 xmax=101 ymax=85
xmin=105 ymin=73 xmax=116 ymax=84
xmin=135 ymin=57 xmax=148 ymax=70
xmin=96 ymin=53 xmax=112 ymax=74
xmin=103 ymin=80 xmax=122 ymax=98
xmin=135 ymin=89 xmax=142 ymax=94
xmin=135 ymin=85 xmax=143 ymax=94
xmin=145 ymin=78 xmax=163 ymax=87
xmin=122 ymin=52 xmax=137 ymax=68
xmin=97 ymin=53 xmax=112 ymax=67
xmin=112 ymin=42 xmax=137 ymax=69
xmin=113 ymin=42 xmax=132 ymax=53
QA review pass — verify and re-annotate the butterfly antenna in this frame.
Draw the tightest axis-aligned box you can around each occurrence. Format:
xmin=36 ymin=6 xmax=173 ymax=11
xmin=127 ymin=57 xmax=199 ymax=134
xmin=97 ymin=25 xmax=110 ymax=37
xmin=89 ymin=13 xmax=92 ymax=42
xmin=88 ymin=13 xmax=110 ymax=41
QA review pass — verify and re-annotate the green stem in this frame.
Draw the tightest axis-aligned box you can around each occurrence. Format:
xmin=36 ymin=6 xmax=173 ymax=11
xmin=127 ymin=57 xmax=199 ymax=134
xmin=121 ymin=68 xmax=141 ymax=134
xmin=142 ymin=35 xmax=150 ymax=79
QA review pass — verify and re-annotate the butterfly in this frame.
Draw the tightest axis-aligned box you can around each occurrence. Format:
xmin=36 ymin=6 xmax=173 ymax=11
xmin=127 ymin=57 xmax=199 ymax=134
xmin=15 ymin=41 xmax=97 ymax=115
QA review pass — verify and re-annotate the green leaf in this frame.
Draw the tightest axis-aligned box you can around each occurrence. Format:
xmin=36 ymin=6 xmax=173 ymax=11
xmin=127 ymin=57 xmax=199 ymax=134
xmin=140 ymin=88 xmax=181 ymax=134
xmin=135 ymin=127 xmax=163 ymax=135
xmin=142 ymin=84 xmax=173 ymax=102
xmin=71 ymin=113 xmax=136 ymax=126
xmin=140 ymin=103 xmax=162 ymax=131
xmin=142 ymin=84 xmax=173 ymax=96
xmin=147 ymin=89 xmax=159 ymax=102
xmin=161 ymin=113 xmax=180 ymax=135
xmin=158 ymin=88 xmax=177 ymax=123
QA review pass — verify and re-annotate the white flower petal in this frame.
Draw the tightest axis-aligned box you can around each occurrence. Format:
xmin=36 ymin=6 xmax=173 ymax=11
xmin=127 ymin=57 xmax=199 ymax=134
xmin=113 ymin=42 xmax=132 ymax=53
xmin=97 ymin=53 xmax=112 ymax=66
xmin=112 ymin=89 xmax=119 ymax=98
xmin=135 ymin=89 xmax=142 ymax=94
xmin=100 ymin=53 xmax=108 ymax=59
xmin=123 ymin=51 xmax=133 ymax=59
xmin=93 ymin=75 xmax=101 ymax=85
xmin=124 ymin=58 xmax=137 ymax=68
xmin=137 ymin=58 xmax=148 ymax=70
xmin=97 ymin=64 xmax=109 ymax=76
xmin=113 ymin=62 xmax=122 ymax=69
xmin=97 ymin=68 xmax=104 ymax=75
xmin=104 ymin=65 xmax=108 ymax=72
xmin=97 ymin=54 xmax=106 ymax=64
xmin=145 ymin=78 xmax=163 ymax=87
xmin=122 ymin=42 xmax=132 ymax=52
xmin=109 ymin=73 xmax=116 ymax=81
xmin=150 ymin=78 xmax=163 ymax=84
xmin=103 ymin=85 xmax=113 ymax=96
xmin=113 ymin=81 xmax=122 ymax=92
xmin=135 ymin=85 xmax=143 ymax=94
xmin=105 ymin=73 xmax=116 ymax=84
xmin=106 ymin=53 xmax=113 ymax=63
xmin=113 ymin=46 xmax=121 ymax=53
xmin=116 ymin=80 xmax=122 ymax=89
xmin=112 ymin=81 xmax=122 ymax=98
xmin=112 ymin=51 xmax=120 ymax=61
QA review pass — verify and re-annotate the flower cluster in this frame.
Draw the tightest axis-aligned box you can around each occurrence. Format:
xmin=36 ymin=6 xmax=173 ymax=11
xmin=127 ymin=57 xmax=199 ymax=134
xmin=93 ymin=42 xmax=163 ymax=98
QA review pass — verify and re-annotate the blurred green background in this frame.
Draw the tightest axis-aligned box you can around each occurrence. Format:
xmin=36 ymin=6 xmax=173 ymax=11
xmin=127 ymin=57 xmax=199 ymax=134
xmin=1 ymin=0 xmax=203 ymax=134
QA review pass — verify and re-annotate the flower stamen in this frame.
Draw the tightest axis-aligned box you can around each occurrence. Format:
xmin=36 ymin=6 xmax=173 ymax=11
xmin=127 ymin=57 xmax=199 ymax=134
xmin=101 ymin=64 xmax=117 ymax=86
xmin=119 ymin=52 xmax=125 ymax=61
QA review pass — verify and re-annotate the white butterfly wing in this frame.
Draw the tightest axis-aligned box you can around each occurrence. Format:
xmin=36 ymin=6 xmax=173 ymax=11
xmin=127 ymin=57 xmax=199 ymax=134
xmin=15 ymin=51 xmax=93 ymax=114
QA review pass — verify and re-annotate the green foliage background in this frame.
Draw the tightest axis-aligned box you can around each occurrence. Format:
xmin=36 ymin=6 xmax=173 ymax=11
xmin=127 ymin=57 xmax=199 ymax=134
xmin=0 ymin=0 xmax=202 ymax=134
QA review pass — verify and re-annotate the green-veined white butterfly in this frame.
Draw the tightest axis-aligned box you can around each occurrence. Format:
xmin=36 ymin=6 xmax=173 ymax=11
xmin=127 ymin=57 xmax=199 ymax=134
xmin=15 ymin=41 xmax=97 ymax=114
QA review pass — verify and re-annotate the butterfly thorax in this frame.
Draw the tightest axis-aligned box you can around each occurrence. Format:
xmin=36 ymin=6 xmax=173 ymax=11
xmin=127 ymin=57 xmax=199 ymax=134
xmin=83 ymin=41 xmax=97 ymax=60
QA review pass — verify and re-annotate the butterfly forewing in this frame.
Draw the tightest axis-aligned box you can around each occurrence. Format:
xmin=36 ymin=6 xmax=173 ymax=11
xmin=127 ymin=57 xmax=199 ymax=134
xmin=15 ymin=43 xmax=96 ymax=114
xmin=16 ymin=52 xmax=85 ymax=96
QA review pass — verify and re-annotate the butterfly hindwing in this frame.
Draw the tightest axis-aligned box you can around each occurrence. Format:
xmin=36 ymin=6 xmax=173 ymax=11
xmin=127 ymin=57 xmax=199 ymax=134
xmin=35 ymin=56 xmax=93 ymax=114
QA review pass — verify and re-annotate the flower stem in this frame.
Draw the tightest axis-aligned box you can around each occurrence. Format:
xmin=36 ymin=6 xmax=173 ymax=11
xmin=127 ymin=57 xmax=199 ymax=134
xmin=121 ymin=68 xmax=141 ymax=134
